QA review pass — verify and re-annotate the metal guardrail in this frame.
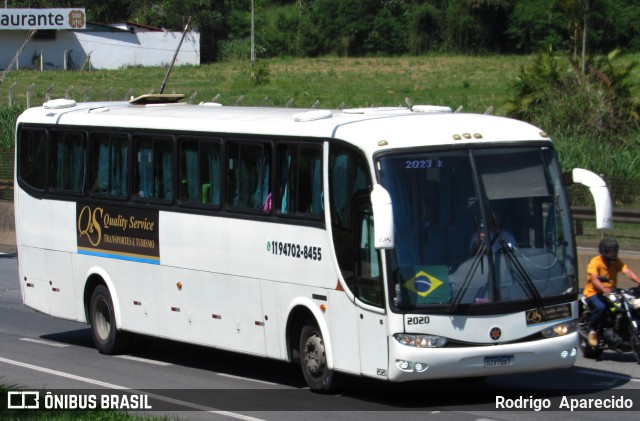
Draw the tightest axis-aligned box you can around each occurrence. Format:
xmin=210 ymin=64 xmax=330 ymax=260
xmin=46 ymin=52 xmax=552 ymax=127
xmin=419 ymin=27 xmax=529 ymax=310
xmin=0 ymin=179 xmax=12 ymax=190
xmin=571 ymin=206 xmax=640 ymax=224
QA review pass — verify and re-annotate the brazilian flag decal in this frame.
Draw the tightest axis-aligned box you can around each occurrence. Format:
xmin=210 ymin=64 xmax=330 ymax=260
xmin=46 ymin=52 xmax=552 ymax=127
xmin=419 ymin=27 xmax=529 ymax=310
xmin=402 ymin=266 xmax=451 ymax=304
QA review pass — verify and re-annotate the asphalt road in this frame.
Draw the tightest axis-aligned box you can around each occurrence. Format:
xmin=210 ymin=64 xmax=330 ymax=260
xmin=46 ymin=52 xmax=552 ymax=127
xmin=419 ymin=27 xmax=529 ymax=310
xmin=1 ymin=251 xmax=639 ymax=421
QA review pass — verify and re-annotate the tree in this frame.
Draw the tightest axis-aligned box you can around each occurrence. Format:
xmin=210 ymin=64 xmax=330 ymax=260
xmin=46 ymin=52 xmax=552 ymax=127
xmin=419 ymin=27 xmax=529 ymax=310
xmin=408 ymin=2 xmax=444 ymax=54
xmin=507 ymin=46 xmax=639 ymax=140
xmin=553 ymin=0 xmax=590 ymax=73
xmin=506 ymin=0 xmax=565 ymax=53
xmin=443 ymin=0 xmax=513 ymax=54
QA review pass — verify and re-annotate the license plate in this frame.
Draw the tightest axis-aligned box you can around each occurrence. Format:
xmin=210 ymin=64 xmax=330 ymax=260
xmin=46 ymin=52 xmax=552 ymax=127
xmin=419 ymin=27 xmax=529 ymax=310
xmin=484 ymin=355 xmax=514 ymax=367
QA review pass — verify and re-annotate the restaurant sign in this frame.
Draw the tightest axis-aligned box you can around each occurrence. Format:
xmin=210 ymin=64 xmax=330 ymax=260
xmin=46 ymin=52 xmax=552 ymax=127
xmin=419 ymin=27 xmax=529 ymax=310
xmin=1 ymin=8 xmax=86 ymax=30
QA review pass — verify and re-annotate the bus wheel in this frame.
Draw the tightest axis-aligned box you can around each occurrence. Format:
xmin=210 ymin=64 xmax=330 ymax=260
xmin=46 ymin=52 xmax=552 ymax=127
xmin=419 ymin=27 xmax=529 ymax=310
xmin=300 ymin=323 xmax=334 ymax=392
xmin=90 ymin=285 xmax=127 ymax=354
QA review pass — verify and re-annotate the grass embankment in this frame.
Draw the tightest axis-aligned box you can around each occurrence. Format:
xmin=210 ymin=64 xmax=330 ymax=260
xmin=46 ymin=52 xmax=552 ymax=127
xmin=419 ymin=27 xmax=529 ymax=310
xmin=0 ymin=55 xmax=527 ymax=112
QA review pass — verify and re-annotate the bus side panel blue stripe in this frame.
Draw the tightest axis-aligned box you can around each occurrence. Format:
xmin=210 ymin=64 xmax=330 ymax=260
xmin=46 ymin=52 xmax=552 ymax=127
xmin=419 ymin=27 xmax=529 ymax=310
xmin=77 ymin=249 xmax=160 ymax=265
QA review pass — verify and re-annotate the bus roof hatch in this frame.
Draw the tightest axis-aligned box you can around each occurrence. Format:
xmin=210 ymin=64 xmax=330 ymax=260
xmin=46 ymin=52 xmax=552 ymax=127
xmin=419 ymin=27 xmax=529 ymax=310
xmin=129 ymin=94 xmax=185 ymax=105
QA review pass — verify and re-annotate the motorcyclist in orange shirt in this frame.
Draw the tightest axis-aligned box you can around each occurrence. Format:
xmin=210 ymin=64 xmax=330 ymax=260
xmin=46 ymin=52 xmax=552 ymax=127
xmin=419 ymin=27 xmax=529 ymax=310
xmin=583 ymin=238 xmax=640 ymax=346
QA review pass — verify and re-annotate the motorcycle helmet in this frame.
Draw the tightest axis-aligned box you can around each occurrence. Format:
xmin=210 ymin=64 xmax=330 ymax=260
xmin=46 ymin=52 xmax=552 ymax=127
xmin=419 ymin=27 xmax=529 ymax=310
xmin=599 ymin=237 xmax=619 ymax=263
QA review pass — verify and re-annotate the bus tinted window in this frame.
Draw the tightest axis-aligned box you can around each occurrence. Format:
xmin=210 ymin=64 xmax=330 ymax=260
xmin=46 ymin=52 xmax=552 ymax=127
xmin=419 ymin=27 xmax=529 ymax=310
xmin=18 ymin=128 xmax=47 ymax=190
xmin=329 ymin=144 xmax=372 ymax=292
xmin=330 ymin=145 xmax=370 ymax=230
xmin=134 ymin=135 xmax=174 ymax=201
xmin=277 ymin=143 xmax=323 ymax=217
xmin=91 ymin=132 xmax=129 ymax=197
xmin=51 ymin=131 xmax=86 ymax=192
xmin=227 ymin=142 xmax=271 ymax=212
xmin=179 ymin=137 xmax=222 ymax=206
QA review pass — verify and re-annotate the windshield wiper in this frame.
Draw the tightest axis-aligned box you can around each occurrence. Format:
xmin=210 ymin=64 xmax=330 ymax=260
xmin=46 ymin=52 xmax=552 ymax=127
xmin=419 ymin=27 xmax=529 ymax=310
xmin=498 ymin=240 xmax=546 ymax=315
xmin=449 ymin=242 xmax=486 ymax=314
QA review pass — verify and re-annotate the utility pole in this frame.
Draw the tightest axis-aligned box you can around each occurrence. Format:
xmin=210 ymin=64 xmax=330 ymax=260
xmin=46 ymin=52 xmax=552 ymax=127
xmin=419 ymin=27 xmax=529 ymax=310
xmin=581 ymin=0 xmax=589 ymax=75
xmin=159 ymin=17 xmax=191 ymax=94
xmin=251 ymin=0 xmax=255 ymax=67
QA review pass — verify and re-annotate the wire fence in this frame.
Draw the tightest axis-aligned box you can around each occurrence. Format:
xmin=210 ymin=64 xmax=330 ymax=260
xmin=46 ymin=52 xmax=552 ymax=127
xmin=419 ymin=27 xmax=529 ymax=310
xmin=0 ymin=148 xmax=13 ymax=201
xmin=2 ymin=83 xmax=209 ymax=108
xmin=567 ymin=178 xmax=640 ymax=208
xmin=0 ymin=81 xmax=338 ymax=110
xmin=0 ymin=79 xmax=476 ymax=111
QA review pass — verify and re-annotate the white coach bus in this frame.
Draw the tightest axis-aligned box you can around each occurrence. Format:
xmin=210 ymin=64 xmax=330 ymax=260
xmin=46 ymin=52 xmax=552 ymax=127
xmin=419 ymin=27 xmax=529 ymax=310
xmin=14 ymin=95 xmax=612 ymax=391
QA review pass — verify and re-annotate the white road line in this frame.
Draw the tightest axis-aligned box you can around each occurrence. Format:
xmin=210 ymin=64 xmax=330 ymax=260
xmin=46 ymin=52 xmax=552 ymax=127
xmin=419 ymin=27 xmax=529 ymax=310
xmin=216 ymin=372 xmax=278 ymax=386
xmin=115 ymin=355 xmax=173 ymax=366
xmin=0 ymin=355 xmax=128 ymax=389
xmin=20 ymin=338 xmax=70 ymax=347
xmin=0 ymin=355 xmax=267 ymax=421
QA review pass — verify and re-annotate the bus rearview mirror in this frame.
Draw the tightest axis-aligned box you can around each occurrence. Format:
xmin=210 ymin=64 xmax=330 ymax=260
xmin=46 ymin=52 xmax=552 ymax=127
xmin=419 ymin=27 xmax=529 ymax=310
xmin=371 ymin=184 xmax=395 ymax=249
xmin=570 ymin=168 xmax=613 ymax=230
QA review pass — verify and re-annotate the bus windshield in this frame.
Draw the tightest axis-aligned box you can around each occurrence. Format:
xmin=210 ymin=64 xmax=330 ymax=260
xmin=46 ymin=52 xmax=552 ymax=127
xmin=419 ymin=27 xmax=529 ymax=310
xmin=378 ymin=146 xmax=576 ymax=313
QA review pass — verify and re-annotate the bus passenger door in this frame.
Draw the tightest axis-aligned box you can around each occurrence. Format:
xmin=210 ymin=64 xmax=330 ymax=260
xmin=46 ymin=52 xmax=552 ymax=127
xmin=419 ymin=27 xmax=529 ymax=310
xmin=329 ymin=145 xmax=387 ymax=379
xmin=354 ymin=199 xmax=388 ymax=379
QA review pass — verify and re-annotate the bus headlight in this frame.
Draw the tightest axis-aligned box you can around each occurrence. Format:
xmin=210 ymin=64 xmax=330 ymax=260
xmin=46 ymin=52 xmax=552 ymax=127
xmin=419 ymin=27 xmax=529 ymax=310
xmin=540 ymin=320 xmax=577 ymax=338
xmin=394 ymin=333 xmax=448 ymax=348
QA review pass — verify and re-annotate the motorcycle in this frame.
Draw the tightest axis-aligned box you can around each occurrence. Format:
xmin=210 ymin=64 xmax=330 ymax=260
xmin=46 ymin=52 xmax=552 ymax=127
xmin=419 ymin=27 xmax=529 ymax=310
xmin=578 ymin=283 xmax=640 ymax=362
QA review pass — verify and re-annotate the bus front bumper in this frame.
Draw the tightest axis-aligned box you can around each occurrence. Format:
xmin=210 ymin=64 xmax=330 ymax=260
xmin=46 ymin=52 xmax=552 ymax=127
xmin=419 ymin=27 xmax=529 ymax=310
xmin=387 ymin=332 xmax=578 ymax=382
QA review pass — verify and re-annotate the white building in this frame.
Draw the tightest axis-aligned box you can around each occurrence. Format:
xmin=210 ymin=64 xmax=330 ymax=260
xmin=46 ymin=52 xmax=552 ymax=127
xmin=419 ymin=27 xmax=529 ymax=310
xmin=1 ymin=21 xmax=200 ymax=71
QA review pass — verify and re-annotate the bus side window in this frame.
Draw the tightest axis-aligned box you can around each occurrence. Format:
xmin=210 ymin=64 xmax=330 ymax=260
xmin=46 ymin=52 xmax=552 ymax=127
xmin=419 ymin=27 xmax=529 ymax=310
xmin=227 ymin=141 xmax=271 ymax=212
xmin=300 ymin=145 xmax=323 ymax=216
xmin=156 ymin=139 xmax=173 ymax=200
xmin=276 ymin=143 xmax=323 ymax=217
xmin=134 ymin=135 xmax=174 ymax=201
xmin=18 ymin=128 xmax=47 ymax=190
xmin=355 ymin=199 xmax=383 ymax=307
xmin=90 ymin=132 xmax=128 ymax=197
xmin=179 ymin=137 xmax=222 ymax=206
xmin=202 ymin=141 xmax=222 ymax=205
xmin=277 ymin=144 xmax=293 ymax=214
xmin=51 ymin=130 xmax=86 ymax=193
xmin=180 ymin=139 xmax=200 ymax=202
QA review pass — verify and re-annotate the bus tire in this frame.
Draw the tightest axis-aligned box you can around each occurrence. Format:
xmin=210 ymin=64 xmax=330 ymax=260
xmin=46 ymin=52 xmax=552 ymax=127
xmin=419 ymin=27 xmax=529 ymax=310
xmin=90 ymin=285 xmax=128 ymax=354
xmin=300 ymin=323 xmax=334 ymax=392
